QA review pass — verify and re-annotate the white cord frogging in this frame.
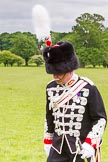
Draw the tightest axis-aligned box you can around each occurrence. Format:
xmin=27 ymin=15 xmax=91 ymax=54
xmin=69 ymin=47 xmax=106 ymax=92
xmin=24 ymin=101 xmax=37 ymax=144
xmin=72 ymin=138 xmax=81 ymax=162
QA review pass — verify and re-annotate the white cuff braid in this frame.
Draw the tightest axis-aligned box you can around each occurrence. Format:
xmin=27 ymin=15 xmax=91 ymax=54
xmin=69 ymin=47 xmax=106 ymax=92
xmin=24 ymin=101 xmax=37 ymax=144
xmin=44 ymin=144 xmax=52 ymax=155
xmin=81 ymin=142 xmax=95 ymax=159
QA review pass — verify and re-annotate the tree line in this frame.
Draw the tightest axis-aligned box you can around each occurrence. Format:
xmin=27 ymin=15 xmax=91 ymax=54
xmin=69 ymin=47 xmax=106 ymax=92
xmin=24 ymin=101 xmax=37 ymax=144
xmin=0 ymin=12 xmax=108 ymax=67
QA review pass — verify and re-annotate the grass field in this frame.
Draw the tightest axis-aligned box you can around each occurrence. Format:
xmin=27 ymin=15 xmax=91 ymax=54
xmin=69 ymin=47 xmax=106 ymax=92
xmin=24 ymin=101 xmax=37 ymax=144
xmin=0 ymin=67 xmax=108 ymax=162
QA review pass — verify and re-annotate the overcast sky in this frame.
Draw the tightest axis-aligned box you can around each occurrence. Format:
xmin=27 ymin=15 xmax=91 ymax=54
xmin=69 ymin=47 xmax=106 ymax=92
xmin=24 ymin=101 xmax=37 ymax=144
xmin=0 ymin=0 xmax=108 ymax=34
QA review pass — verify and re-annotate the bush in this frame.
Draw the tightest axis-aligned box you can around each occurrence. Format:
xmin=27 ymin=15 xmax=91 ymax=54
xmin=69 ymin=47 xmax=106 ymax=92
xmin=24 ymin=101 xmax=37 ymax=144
xmin=29 ymin=55 xmax=44 ymax=67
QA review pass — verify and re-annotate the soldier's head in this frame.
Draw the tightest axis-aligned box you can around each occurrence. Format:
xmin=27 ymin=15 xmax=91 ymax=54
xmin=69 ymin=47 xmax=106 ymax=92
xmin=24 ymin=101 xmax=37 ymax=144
xmin=43 ymin=41 xmax=79 ymax=74
xmin=43 ymin=41 xmax=79 ymax=84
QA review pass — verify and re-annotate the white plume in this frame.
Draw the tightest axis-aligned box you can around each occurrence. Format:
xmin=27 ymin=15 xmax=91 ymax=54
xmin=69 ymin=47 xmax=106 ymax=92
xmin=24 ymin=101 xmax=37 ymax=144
xmin=32 ymin=4 xmax=51 ymax=41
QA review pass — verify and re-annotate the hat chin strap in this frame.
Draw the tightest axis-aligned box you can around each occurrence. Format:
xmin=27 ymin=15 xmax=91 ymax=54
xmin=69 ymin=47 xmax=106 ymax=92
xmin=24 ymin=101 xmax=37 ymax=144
xmin=55 ymin=73 xmax=68 ymax=85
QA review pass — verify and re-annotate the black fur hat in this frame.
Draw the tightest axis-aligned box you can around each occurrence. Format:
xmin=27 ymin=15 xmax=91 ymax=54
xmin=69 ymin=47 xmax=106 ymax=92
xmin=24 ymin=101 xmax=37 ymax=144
xmin=43 ymin=41 xmax=79 ymax=74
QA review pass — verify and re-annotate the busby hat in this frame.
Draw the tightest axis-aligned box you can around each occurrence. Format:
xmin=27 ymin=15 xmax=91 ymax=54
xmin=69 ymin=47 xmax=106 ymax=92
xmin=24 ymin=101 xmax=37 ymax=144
xmin=43 ymin=41 xmax=79 ymax=74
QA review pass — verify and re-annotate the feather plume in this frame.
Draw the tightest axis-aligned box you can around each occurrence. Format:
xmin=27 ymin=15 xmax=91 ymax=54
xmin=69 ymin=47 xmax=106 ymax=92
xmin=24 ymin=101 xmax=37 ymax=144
xmin=32 ymin=4 xmax=51 ymax=42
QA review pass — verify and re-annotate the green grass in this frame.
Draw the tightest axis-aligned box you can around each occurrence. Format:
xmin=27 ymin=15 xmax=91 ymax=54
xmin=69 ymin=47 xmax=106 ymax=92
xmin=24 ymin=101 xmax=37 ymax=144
xmin=0 ymin=67 xmax=107 ymax=162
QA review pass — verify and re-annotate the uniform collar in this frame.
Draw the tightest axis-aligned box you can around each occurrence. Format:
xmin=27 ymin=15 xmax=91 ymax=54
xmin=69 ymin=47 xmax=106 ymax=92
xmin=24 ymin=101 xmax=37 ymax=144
xmin=65 ymin=73 xmax=78 ymax=87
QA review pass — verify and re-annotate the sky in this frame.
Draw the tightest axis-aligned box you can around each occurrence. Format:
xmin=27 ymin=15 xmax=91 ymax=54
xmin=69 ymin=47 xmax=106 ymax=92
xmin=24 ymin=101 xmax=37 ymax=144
xmin=0 ymin=0 xmax=108 ymax=34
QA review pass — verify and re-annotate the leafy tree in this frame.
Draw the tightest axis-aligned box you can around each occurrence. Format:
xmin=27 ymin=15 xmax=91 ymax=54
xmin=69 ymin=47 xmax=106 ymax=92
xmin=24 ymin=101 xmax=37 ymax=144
xmin=101 ymin=28 xmax=108 ymax=67
xmin=76 ymin=47 xmax=88 ymax=67
xmin=0 ymin=50 xmax=24 ymax=66
xmin=0 ymin=32 xmax=12 ymax=51
xmin=72 ymin=13 xmax=105 ymax=67
xmin=10 ymin=33 xmax=39 ymax=66
xmin=76 ymin=47 xmax=103 ymax=67
xmin=102 ymin=51 xmax=108 ymax=67
xmin=87 ymin=48 xmax=102 ymax=67
xmin=72 ymin=13 xmax=105 ymax=48
xmin=59 ymin=32 xmax=75 ymax=44
xmin=51 ymin=31 xmax=67 ymax=44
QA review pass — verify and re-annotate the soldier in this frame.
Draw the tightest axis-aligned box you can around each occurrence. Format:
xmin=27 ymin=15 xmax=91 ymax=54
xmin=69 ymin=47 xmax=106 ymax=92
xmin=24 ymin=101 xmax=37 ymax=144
xmin=42 ymin=41 xmax=107 ymax=162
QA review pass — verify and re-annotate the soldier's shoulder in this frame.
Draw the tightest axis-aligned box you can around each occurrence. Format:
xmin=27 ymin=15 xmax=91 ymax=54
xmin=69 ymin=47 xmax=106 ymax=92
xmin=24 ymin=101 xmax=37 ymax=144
xmin=47 ymin=79 xmax=57 ymax=88
xmin=80 ymin=76 xmax=94 ymax=86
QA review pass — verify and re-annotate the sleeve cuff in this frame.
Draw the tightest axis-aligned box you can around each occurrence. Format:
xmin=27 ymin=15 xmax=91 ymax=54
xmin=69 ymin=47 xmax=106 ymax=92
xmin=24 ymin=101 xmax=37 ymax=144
xmin=84 ymin=138 xmax=97 ymax=149
xmin=44 ymin=138 xmax=52 ymax=144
